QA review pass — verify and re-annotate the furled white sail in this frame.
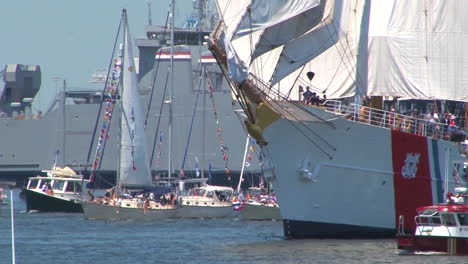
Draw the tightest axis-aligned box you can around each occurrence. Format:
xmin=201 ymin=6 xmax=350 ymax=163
xmin=367 ymin=0 xmax=468 ymax=102
xmin=215 ymin=0 xmax=251 ymax=40
xmin=268 ymin=0 xmax=355 ymax=86
xmin=119 ymin=19 xmax=153 ymax=187
xmin=216 ymin=0 xmax=468 ymax=103
xmin=249 ymin=0 xmax=365 ymax=100
xmin=217 ymin=0 xmax=321 ymax=66
xmin=248 ymin=1 xmax=324 ymax=61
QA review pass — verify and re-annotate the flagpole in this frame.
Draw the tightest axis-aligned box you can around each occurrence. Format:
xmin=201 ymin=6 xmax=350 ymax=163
xmin=237 ymin=135 xmax=250 ymax=192
xmin=10 ymin=186 xmax=16 ymax=264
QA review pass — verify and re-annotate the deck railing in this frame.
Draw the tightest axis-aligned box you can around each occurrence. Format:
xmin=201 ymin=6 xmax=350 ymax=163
xmin=322 ymin=100 xmax=464 ymax=142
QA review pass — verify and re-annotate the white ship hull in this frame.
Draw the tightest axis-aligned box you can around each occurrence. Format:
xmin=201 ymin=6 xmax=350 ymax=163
xmin=263 ymin=104 xmax=465 ymax=238
xmin=239 ymin=202 xmax=281 ymax=221
xmin=81 ymin=202 xmax=177 ymax=221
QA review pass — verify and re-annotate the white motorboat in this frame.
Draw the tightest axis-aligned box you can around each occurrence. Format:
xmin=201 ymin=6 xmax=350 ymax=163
xmin=397 ymin=185 xmax=468 ymax=255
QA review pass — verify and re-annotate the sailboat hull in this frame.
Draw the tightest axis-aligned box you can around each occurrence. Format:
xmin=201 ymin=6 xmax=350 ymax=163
xmin=175 ymin=205 xmax=237 ymax=219
xmin=263 ymin=104 xmax=464 ymax=238
xmin=81 ymin=202 xmax=177 ymax=221
xmin=239 ymin=202 xmax=281 ymax=221
xmin=25 ymin=189 xmax=83 ymax=213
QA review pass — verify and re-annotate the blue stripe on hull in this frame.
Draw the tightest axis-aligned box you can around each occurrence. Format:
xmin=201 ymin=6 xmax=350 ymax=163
xmin=282 ymin=219 xmax=396 ymax=239
xmin=25 ymin=189 xmax=83 ymax=213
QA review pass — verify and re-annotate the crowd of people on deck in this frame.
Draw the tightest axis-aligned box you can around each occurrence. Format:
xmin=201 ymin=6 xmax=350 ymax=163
xmin=0 ymin=110 xmax=42 ymax=119
xmin=88 ymin=188 xmax=178 ymax=210
xmin=354 ymin=101 xmax=466 ymax=143
xmin=233 ymin=190 xmax=278 ymax=206
xmin=301 ymin=86 xmax=326 ymax=106
xmin=299 ymin=83 xmax=466 ymax=145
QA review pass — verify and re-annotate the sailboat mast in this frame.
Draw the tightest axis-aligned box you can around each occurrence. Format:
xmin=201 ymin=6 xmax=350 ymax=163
xmin=116 ymin=10 xmax=127 ymax=189
xmin=201 ymin=67 xmax=206 ymax=179
xmin=60 ymin=80 xmax=66 ymax=167
xmin=168 ymin=0 xmax=175 ymax=182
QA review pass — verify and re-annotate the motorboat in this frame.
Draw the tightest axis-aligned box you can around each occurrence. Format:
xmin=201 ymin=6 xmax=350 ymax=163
xmin=24 ymin=166 xmax=89 ymax=213
xmin=397 ymin=186 xmax=468 ymax=255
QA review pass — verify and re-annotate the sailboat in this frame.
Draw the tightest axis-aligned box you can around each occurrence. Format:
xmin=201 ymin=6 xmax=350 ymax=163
xmin=81 ymin=9 xmax=177 ymax=221
xmin=176 ymin=183 xmax=236 ymax=218
xmin=234 ymin=136 xmax=281 ymax=221
xmin=207 ymin=0 xmax=467 ymax=238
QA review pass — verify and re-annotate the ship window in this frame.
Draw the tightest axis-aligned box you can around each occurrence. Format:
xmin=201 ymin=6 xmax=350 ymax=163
xmin=65 ymin=182 xmax=74 ymax=192
xmin=418 ymin=210 xmax=441 ymax=225
xmin=39 ymin=180 xmax=51 ymax=190
xmin=74 ymin=183 xmax=82 ymax=193
xmin=457 ymin=213 xmax=468 ymax=226
xmin=442 ymin=214 xmax=457 ymax=226
xmin=28 ymin=179 xmax=39 ymax=189
xmin=52 ymin=180 xmax=65 ymax=191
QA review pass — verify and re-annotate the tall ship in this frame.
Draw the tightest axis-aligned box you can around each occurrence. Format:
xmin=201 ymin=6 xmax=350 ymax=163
xmin=208 ymin=0 xmax=468 ymax=238
xmin=0 ymin=0 xmax=260 ymax=188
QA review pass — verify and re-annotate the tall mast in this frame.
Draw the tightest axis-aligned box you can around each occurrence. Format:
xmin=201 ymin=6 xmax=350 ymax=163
xmin=168 ymin=0 xmax=175 ymax=182
xmin=61 ymin=80 xmax=66 ymax=167
xmin=117 ymin=10 xmax=127 ymax=189
xmin=201 ymin=68 xmax=206 ymax=179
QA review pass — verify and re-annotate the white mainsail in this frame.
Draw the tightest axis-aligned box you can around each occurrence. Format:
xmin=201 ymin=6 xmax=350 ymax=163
xmin=119 ymin=18 xmax=153 ymax=187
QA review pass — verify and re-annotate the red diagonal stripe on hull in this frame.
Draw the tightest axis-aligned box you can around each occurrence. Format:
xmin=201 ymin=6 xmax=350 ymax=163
xmin=392 ymin=130 xmax=433 ymax=231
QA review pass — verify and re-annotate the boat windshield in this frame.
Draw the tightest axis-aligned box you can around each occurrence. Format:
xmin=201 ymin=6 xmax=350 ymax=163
xmin=27 ymin=179 xmax=40 ymax=189
xmin=188 ymin=188 xmax=206 ymax=196
xmin=65 ymin=182 xmax=82 ymax=193
xmin=416 ymin=210 xmax=441 ymax=226
xmin=457 ymin=213 xmax=468 ymax=226
xmin=442 ymin=213 xmax=457 ymax=226
xmin=39 ymin=179 xmax=51 ymax=190
xmin=52 ymin=180 xmax=65 ymax=191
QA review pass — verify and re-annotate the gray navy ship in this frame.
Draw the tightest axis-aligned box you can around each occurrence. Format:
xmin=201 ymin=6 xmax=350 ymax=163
xmin=0 ymin=2 xmax=261 ymax=188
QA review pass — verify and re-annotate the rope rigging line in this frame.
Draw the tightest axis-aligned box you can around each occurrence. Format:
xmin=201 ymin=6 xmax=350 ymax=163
xmin=149 ymin=69 xmax=170 ymax=168
xmin=237 ymin=7 xmax=333 ymax=157
xmin=179 ymin=68 xmax=204 ymax=178
xmin=96 ymin=81 xmax=120 ymax=171
xmin=90 ymin=56 xmax=121 ymax=182
xmin=204 ymin=67 xmax=232 ymax=181
xmin=246 ymin=74 xmax=336 ymax=158
xmin=84 ymin=14 xmax=124 ymax=180
xmin=144 ymin=10 xmax=171 ymax=127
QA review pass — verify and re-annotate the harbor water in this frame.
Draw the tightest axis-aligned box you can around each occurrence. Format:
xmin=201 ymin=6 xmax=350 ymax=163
xmin=1 ymin=189 xmax=467 ymax=264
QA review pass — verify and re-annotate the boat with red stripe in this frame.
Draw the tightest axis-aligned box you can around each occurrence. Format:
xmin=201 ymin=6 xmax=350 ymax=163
xmin=398 ymin=184 xmax=468 ymax=255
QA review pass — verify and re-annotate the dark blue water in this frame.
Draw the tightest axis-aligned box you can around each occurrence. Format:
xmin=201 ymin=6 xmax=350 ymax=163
xmin=1 ymin=189 xmax=467 ymax=264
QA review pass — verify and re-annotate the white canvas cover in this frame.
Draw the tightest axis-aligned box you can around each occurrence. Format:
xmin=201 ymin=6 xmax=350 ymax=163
xmin=119 ymin=19 xmax=153 ymax=187
xmin=367 ymin=0 xmax=468 ymax=102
